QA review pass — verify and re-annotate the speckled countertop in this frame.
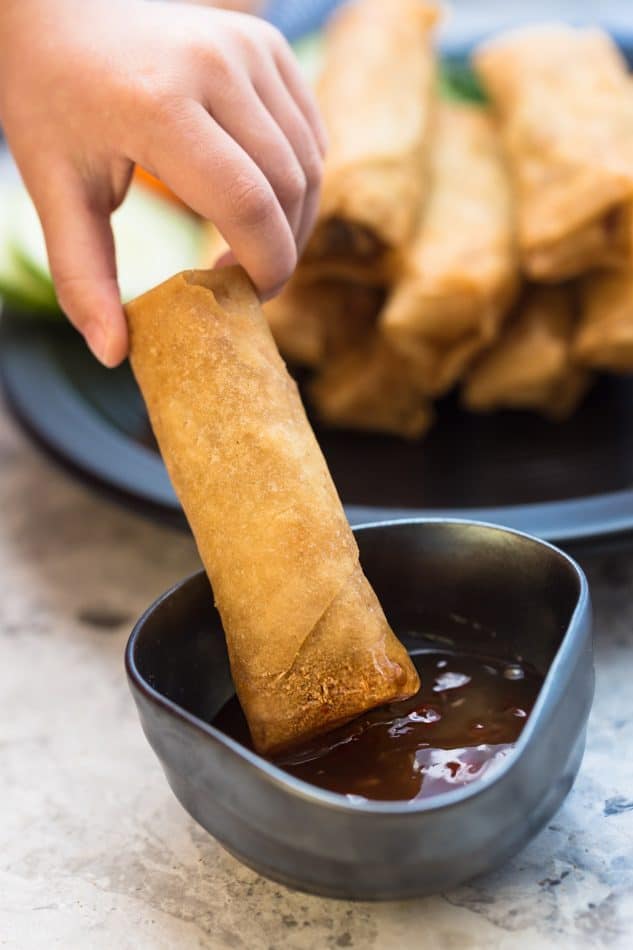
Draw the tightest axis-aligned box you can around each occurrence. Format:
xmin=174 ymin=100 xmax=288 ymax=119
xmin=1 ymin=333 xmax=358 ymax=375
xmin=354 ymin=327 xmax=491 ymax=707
xmin=1 ymin=397 xmax=633 ymax=950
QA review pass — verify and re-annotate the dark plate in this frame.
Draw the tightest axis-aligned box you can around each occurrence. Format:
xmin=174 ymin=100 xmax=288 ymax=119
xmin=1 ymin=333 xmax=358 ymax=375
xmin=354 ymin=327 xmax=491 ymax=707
xmin=3 ymin=315 xmax=633 ymax=549
xmin=126 ymin=519 xmax=593 ymax=899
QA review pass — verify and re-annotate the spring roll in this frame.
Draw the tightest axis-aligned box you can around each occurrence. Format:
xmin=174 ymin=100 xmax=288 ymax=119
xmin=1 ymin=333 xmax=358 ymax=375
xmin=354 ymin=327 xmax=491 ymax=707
xmin=381 ymin=102 xmax=517 ymax=394
xmin=388 ymin=329 xmax=490 ymax=398
xmin=462 ymin=285 xmax=591 ymax=419
xmin=574 ymin=271 xmax=633 ymax=371
xmin=263 ymin=276 xmax=383 ymax=368
xmin=303 ymin=0 xmax=438 ymax=281
xmin=126 ymin=268 xmax=419 ymax=755
xmin=309 ymin=335 xmax=434 ymax=439
xmin=474 ymin=25 xmax=633 ymax=281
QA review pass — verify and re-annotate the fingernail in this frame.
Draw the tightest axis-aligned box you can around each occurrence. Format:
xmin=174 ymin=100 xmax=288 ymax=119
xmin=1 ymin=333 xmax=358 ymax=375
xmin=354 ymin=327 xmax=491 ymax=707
xmin=84 ymin=320 xmax=107 ymax=364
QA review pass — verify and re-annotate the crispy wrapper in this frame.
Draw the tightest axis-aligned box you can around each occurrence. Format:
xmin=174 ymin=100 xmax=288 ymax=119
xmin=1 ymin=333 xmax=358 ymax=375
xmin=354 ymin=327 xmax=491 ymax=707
xmin=309 ymin=334 xmax=434 ymax=439
xmin=575 ymin=270 xmax=633 ymax=371
xmin=126 ymin=268 xmax=419 ymax=755
xmin=382 ymin=102 xmax=518 ymax=349
xmin=263 ymin=276 xmax=383 ymax=368
xmin=462 ymin=285 xmax=591 ymax=419
xmin=386 ymin=329 xmax=490 ymax=398
xmin=303 ymin=0 xmax=438 ymax=278
xmin=474 ymin=25 xmax=633 ymax=280
xmin=380 ymin=102 xmax=517 ymax=395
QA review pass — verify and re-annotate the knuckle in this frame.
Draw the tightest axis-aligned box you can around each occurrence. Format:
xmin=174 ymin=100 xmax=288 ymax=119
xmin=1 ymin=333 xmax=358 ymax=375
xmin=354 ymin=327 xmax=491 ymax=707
xmin=256 ymin=20 xmax=286 ymax=52
xmin=137 ymin=93 xmax=194 ymax=162
xmin=206 ymin=48 xmax=233 ymax=82
xmin=189 ymin=37 xmax=234 ymax=80
xmin=146 ymin=91 xmax=189 ymax=131
xmin=234 ymin=29 xmax=258 ymax=60
xmin=230 ymin=179 xmax=276 ymax=230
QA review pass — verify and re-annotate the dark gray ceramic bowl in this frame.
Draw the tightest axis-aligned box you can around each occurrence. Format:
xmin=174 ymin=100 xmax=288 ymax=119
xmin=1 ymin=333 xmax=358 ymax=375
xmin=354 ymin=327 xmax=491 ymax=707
xmin=126 ymin=519 xmax=593 ymax=900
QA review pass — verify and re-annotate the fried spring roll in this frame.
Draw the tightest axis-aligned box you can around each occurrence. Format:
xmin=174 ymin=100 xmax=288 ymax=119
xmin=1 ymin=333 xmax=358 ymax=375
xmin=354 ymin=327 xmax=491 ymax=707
xmin=263 ymin=277 xmax=383 ymax=368
xmin=474 ymin=25 xmax=633 ymax=281
xmin=381 ymin=102 xmax=517 ymax=394
xmin=263 ymin=278 xmax=324 ymax=367
xmin=303 ymin=0 xmax=438 ymax=280
xmin=574 ymin=271 xmax=633 ymax=371
xmin=462 ymin=285 xmax=591 ymax=419
xmin=388 ymin=329 xmax=489 ymax=398
xmin=309 ymin=335 xmax=434 ymax=439
xmin=126 ymin=268 xmax=419 ymax=755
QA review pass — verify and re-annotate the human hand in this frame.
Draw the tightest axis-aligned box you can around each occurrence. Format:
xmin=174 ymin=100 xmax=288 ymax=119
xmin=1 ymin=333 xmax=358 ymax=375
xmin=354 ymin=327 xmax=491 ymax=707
xmin=0 ymin=0 xmax=325 ymax=365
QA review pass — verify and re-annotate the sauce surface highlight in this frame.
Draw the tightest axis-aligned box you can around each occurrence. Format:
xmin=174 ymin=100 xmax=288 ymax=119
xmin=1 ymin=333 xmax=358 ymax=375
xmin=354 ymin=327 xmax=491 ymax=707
xmin=212 ymin=650 xmax=543 ymax=803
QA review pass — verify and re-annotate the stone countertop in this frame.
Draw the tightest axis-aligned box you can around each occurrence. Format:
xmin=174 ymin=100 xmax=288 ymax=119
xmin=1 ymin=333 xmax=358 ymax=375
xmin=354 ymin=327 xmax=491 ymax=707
xmin=1 ymin=398 xmax=633 ymax=950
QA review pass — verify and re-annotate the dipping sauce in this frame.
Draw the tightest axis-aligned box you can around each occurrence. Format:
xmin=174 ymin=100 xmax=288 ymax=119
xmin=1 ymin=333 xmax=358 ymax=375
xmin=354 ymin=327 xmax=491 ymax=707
xmin=212 ymin=651 xmax=543 ymax=803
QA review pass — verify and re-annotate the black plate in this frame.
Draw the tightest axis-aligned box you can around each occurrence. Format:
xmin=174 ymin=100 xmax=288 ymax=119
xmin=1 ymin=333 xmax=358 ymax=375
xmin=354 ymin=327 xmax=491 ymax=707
xmin=3 ymin=314 xmax=633 ymax=549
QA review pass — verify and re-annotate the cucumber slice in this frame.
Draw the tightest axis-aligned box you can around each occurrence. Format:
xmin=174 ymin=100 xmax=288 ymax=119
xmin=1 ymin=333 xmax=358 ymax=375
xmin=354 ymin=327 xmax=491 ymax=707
xmin=6 ymin=186 xmax=52 ymax=287
xmin=5 ymin=182 xmax=203 ymax=307
xmin=112 ymin=186 xmax=203 ymax=302
xmin=0 ymin=270 xmax=58 ymax=313
xmin=10 ymin=243 xmax=58 ymax=304
xmin=0 ymin=184 xmax=58 ymax=313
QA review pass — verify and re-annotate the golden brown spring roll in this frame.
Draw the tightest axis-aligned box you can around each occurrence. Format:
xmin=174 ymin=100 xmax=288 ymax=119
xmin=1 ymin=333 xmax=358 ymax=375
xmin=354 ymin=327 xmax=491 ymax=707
xmin=263 ymin=277 xmax=324 ymax=367
xmin=381 ymin=102 xmax=517 ymax=395
xmin=126 ymin=268 xmax=419 ymax=755
xmin=309 ymin=335 xmax=434 ymax=439
xmin=462 ymin=285 xmax=591 ymax=419
xmin=574 ymin=270 xmax=633 ymax=371
xmin=263 ymin=276 xmax=383 ymax=368
xmin=388 ymin=330 xmax=490 ymax=399
xmin=474 ymin=25 xmax=633 ymax=281
xmin=303 ymin=0 xmax=438 ymax=281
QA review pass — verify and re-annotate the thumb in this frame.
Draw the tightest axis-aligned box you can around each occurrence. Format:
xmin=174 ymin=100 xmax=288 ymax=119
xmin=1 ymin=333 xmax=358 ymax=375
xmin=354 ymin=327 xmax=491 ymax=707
xmin=35 ymin=177 xmax=128 ymax=367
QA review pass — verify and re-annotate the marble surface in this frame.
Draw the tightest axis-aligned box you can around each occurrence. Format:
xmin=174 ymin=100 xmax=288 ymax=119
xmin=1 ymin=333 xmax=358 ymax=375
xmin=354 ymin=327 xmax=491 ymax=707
xmin=1 ymin=398 xmax=633 ymax=950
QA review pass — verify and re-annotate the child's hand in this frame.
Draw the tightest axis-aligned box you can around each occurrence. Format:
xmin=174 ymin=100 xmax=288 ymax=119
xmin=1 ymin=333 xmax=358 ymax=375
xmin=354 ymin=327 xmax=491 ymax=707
xmin=0 ymin=0 xmax=326 ymax=366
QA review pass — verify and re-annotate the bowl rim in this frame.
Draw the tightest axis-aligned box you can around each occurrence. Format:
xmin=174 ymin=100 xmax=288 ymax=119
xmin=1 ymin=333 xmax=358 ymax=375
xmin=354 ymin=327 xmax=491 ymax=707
xmin=125 ymin=517 xmax=591 ymax=817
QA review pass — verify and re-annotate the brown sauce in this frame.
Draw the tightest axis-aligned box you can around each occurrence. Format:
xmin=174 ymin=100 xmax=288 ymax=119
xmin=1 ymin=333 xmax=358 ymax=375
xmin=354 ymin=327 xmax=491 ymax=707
xmin=212 ymin=651 xmax=543 ymax=803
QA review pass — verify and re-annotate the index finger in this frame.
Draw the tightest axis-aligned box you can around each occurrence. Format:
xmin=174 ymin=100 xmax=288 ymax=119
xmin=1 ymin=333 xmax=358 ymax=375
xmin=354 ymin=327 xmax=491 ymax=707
xmin=143 ymin=101 xmax=298 ymax=296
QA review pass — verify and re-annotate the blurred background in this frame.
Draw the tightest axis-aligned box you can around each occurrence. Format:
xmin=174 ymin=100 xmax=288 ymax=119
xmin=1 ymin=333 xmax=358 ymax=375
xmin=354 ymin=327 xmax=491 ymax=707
xmin=264 ymin=0 xmax=633 ymax=45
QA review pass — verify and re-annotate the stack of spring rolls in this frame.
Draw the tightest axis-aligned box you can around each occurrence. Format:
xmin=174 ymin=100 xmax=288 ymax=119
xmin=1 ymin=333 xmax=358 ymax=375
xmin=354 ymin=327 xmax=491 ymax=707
xmin=202 ymin=5 xmax=633 ymax=439
xmin=472 ymin=23 xmax=633 ymax=408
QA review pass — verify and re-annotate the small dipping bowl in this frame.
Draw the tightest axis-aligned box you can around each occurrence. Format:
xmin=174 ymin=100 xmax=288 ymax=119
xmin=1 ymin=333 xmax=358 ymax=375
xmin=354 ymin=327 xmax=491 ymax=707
xmin=126 ymin=519 xmax=593 ymax=900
